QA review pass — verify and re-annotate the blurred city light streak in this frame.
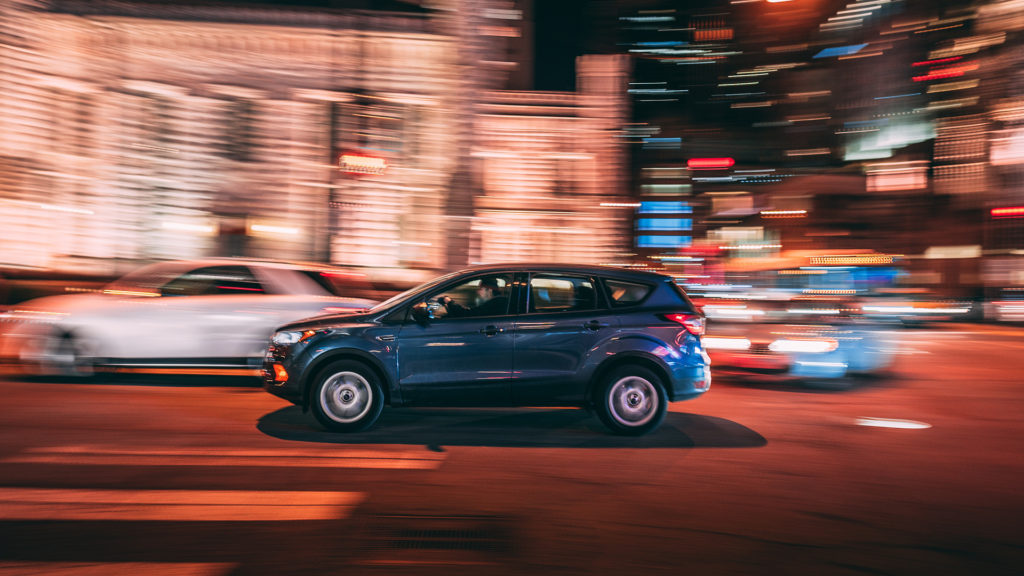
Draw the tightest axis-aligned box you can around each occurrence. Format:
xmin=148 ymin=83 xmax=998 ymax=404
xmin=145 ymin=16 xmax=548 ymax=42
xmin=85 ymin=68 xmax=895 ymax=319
xmin=991 ymin=207 xmax=1024 ymax=218
xmin=688 ymin=158 xmax=736 ymax=170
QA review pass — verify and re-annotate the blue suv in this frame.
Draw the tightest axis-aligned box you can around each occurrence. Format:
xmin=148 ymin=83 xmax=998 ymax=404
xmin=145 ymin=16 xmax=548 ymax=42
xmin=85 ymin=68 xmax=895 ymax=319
xmin=263 ymin=264 xmax=711 ymax=435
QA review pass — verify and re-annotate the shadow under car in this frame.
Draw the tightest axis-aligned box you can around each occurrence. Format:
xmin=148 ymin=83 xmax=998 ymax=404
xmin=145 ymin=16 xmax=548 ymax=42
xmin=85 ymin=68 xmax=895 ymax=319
xmin=257 ymin=405 xmax=766 ymax=450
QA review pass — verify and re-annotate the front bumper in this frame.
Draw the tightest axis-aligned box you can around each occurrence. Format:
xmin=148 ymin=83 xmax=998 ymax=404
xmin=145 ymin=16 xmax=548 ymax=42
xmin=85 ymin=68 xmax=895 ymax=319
xmin=262 ymin=344 xmax=303 ymax=404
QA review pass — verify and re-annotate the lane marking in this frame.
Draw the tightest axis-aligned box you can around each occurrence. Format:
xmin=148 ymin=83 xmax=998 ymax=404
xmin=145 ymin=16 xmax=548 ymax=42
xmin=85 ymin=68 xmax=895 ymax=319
xmin=855 ymin=417 xmax=932 ymax=430
xmin=0 ymin=488 xmax=364 ymax=522
xmin=0 ymin=563 xmax=235 ymax=576
xmin=4 ymin=445 xmax=446 ymax=470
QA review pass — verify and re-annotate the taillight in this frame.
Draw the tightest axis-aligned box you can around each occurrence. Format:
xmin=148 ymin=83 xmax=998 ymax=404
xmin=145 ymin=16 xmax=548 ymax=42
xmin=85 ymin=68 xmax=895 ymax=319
xmin=663 ymin=313 xmax=704 ymax=336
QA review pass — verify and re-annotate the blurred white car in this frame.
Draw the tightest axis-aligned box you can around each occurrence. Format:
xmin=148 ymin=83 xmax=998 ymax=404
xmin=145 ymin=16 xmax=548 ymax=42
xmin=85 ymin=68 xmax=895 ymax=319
xmin=0 ymin=259 xmax=376 ymax=378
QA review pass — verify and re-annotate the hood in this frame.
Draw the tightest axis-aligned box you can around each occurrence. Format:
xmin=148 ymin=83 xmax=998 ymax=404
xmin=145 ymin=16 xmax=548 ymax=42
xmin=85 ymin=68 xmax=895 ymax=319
xmin=275 ymin=310 xmax=382 ymax=332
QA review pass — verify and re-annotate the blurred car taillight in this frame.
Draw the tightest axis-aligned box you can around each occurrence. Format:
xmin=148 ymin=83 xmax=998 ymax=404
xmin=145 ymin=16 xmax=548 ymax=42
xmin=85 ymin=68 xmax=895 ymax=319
xmin=663 ymin=313 xmax=705 ymax=336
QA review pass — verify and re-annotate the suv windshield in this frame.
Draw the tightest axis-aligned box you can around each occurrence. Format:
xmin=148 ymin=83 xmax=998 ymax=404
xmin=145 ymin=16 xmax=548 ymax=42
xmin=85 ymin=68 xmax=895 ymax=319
xmin=369 ymin=270 xmax=463 ymax=313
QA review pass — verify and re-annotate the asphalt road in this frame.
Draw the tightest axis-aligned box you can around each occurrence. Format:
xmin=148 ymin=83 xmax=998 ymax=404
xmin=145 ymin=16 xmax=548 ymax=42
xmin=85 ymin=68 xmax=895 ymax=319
xmin=0 ymin=324 xmax=1022 ymax=575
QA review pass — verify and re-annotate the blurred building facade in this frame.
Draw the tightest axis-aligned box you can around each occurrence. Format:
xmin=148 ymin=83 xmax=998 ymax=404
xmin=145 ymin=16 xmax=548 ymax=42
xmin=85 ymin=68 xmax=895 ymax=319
xmin=0 ymin=0 xmax=631 ymax=275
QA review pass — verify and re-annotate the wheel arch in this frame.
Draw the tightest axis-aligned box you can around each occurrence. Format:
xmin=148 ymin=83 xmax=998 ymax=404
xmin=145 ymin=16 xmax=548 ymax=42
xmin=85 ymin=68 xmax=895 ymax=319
xmin=301 ymin=349 xmax=394 ymax=411
xmin=587 ymin=352 xmax=671 ymax=406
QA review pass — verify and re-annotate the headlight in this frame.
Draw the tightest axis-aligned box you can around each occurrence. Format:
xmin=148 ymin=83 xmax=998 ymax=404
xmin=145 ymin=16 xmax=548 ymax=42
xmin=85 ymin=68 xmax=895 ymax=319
xmin=272 ymin=330 xmax=317 ymax=345
xmin=272 ymin=331 xmax=301 ymax=345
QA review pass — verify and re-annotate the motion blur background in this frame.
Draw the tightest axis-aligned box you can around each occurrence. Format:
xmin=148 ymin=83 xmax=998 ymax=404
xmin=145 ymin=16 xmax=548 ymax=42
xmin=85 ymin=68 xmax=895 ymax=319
xmin=1 ymin=0 xmax=1022 ymax=312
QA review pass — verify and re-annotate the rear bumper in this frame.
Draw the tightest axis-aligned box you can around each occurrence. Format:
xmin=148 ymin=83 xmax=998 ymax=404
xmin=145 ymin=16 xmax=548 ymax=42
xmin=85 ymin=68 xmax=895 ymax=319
xmin=666 ymin=350 xmax=712 ymax=401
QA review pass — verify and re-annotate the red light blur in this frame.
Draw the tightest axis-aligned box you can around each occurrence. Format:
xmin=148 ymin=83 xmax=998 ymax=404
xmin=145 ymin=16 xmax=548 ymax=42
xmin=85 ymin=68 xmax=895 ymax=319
xmin=991 ymin=207 xmax=1024 ymax=218
xmin=912 ymin=56 xmax=962 ymax=67
xmin=687 ymin=157 xmax=735 ymax=170
xmin=912 ymin=63 xmax=978 ymax=82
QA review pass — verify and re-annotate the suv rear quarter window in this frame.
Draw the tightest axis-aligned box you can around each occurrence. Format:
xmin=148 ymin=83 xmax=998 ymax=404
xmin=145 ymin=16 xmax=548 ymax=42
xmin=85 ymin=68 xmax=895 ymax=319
xmin=604 ymin=279 xmax=652 ymax=307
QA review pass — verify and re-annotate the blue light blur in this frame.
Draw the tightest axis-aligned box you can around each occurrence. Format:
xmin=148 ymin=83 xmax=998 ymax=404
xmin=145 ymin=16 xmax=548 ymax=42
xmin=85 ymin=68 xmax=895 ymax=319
xmin=638 ymin=201 xmax=692 ymax=214
xmin=637 ymin=235 xmax=692 ymax=248
xmin=813 ymin=44 xmax=868 ymax=58
xmin=637 ymin=218 xmax=692 ymax=231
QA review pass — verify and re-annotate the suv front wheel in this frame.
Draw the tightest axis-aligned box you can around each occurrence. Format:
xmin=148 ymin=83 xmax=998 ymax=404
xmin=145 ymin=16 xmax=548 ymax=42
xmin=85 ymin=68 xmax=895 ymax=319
xmin=595 ymin=365 xmax=667 ymax=436
xmin=311 ymin=360 xmax=384 ymax=432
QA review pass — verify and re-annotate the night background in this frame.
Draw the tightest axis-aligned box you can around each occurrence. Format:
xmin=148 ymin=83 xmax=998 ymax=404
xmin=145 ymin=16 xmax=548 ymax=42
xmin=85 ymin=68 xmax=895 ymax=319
xmin=0 ymin=0 xmax=1022 ymax=574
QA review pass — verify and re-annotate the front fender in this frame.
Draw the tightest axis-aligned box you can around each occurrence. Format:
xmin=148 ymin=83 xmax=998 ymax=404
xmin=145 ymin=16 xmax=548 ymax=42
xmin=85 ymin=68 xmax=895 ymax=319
xmin=293 ymin=331 xmax=400 ymax=409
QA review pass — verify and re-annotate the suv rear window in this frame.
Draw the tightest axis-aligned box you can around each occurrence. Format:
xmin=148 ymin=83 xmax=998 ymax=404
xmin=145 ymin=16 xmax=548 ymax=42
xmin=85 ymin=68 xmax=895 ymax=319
xmin=605 ymin=279 xmax=652 ymax=306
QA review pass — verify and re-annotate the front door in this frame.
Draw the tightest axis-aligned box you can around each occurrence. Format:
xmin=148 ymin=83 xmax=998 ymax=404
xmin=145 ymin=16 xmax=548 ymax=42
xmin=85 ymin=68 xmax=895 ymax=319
xmin=396 ymin=273 xmax=516 ymax=406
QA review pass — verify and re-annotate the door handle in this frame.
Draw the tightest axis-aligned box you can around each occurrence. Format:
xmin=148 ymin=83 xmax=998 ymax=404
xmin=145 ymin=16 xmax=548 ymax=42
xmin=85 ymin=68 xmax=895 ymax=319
xmin=480 ymin=325 xmax=504 ymax=336
xmin=583 ymin=320 xmax=606 ymax=331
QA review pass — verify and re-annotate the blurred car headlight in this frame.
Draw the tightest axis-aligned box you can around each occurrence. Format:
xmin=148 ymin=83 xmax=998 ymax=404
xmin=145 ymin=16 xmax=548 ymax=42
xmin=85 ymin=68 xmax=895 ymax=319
xmin=769 ymin=338 xmax=838 ymax=353
xmin=272 ymin=330 xmax=317 ymax=346
xmin=703 ymin=336 xmax=752 ymax=350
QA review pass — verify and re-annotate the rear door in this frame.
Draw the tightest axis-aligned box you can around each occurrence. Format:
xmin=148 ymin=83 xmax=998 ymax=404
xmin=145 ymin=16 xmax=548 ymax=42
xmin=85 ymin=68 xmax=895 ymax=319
xmin=511 ymin=272 xmax=619 ymax=405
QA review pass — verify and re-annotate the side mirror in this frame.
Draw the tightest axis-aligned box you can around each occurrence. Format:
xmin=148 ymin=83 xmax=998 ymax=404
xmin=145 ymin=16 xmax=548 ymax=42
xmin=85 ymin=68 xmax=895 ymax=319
xmin=411 ymin=301 xmax=432 ymax=324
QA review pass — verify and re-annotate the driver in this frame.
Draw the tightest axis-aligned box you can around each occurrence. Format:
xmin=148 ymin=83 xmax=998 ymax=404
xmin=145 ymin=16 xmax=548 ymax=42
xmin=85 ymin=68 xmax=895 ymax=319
xmin=440 ymin=276 xmax=508 ymax=317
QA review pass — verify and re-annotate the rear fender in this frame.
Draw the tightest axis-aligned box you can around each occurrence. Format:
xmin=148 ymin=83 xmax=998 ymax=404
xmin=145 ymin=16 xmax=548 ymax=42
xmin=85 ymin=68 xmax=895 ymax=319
xmin=582 ymin=334 xmax=680 ymax=402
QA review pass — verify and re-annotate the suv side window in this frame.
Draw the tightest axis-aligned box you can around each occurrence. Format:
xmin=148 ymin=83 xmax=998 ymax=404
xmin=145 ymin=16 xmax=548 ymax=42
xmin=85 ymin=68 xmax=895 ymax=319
xmin=160 ymin=265 xmax=264 ymax=296
xmin=528 ymin=274 xmax=597 ymax=313
xmin=429 ymin=273 xmax=513 ymax=319
xmin=605 ymin=279 xmax=652 ymax=307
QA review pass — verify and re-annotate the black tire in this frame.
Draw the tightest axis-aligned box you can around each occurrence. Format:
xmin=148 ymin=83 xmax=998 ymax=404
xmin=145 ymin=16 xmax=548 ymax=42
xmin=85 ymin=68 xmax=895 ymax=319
xmin=310 ymin=360 xmax=385 ymax=432
xmin=40 ymin=330 xmax=100 ymax=380
xmin=594 ymin=365 xmax=667 ymax=436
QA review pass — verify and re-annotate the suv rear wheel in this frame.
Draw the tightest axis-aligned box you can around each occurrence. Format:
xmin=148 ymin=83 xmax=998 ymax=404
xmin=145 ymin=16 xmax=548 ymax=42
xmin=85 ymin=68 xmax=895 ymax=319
xmin=595 ymin=365 xmax=667 ymax=436
xmin=311 ymin=360 xmax=384 ymax=432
